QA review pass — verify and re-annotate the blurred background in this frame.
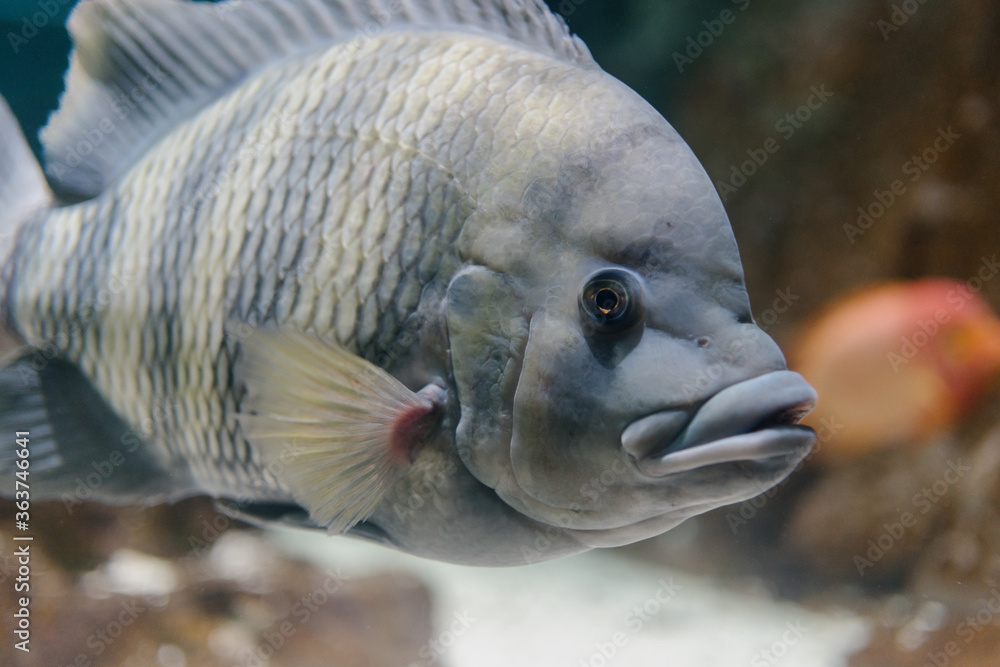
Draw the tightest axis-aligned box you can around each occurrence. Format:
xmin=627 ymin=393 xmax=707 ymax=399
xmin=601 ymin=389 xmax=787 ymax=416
xmin=2 ymin=0 xmax=1000 ymax=665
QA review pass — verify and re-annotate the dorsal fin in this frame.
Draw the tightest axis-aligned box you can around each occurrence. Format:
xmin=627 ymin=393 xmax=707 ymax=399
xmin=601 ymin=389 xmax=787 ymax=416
xmin=42 ymin=0 xmax=595 ymax=199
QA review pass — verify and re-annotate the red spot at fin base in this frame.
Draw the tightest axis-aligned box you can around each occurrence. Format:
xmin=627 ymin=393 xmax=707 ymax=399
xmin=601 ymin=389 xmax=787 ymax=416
xmin=389 ymin=400 xmax=439 ymax=464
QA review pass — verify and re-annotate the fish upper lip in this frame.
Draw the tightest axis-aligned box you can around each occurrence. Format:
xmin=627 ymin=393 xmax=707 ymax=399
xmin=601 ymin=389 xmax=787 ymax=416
xmin=621 ymin=370 xmax=817 ymax=477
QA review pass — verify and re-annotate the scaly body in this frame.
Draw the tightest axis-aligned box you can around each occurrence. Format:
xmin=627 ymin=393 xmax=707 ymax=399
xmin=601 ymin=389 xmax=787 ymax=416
xmin=9 ymin=31 xmax=622 ymax=498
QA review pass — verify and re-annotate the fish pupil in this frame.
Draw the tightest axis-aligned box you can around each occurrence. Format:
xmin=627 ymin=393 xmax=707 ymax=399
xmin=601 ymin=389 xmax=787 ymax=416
xmin=595 ymin=287 xmax=621 ymax=315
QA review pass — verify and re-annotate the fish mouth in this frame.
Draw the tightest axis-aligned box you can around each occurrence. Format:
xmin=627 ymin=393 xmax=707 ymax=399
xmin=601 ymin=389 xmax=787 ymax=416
xmin=621 ymin=371 xmax=818 ymax=477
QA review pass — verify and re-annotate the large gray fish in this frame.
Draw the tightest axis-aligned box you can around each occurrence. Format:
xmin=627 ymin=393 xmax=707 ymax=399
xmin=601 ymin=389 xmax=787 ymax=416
xmin=0 ymin=0 xmax=817 ymax=565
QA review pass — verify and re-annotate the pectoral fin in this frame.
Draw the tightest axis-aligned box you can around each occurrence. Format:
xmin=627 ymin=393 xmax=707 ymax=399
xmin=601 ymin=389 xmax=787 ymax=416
xmin=234 ymin=328 xmax=443 ymax=534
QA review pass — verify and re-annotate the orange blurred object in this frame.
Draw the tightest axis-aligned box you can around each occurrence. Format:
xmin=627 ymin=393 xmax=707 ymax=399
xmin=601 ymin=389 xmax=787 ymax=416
xmin=792 ymin=278 xmax=1000 ymax=464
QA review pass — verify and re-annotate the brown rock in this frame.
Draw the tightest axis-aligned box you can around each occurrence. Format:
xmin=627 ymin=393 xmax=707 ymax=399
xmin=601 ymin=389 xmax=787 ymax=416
xmin=0 ymin=504 xmax=434 ymax=667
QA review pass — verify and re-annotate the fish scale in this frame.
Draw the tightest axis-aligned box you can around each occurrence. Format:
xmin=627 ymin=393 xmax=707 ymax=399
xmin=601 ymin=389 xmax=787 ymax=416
xmin=8 ymin=30 xmax=578 ymax=496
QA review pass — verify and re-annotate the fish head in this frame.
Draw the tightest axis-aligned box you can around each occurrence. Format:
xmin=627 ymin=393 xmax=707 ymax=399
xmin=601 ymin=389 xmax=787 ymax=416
xmin=447 ymin=101 xmax=817 ymax=549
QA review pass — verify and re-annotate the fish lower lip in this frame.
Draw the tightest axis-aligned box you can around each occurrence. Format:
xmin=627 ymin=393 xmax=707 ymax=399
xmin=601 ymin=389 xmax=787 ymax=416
xmin=622 ymin=370 xmax=818 ymax=477
xmin=636 ymin=425 xmax=815 ymax=477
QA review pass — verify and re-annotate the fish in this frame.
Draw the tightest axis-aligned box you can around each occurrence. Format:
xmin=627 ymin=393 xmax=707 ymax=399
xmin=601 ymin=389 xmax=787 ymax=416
xmin=0 ymin=0 xmax=817 ymax=566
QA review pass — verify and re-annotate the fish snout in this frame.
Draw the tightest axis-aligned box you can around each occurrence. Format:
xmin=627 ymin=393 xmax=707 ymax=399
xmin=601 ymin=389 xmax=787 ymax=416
xmin=621 ymin=371 xmax=817 ymax=477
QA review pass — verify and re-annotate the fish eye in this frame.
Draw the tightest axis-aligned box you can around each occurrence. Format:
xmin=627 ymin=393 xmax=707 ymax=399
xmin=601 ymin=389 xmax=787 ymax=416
xmin=579 ymin=269 xmax=644 ymax=333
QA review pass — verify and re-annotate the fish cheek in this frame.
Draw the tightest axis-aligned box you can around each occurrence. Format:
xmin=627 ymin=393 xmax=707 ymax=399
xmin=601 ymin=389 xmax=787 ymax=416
xmin=507 ymin=311 xmax=626 ymax=510
xmin=445 ymin=266 xmax=529 ymax=490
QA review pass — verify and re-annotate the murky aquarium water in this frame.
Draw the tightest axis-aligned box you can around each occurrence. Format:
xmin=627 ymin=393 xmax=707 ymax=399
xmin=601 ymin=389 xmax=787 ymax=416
xmin=1 ymin=1 xmax=999 ymax=666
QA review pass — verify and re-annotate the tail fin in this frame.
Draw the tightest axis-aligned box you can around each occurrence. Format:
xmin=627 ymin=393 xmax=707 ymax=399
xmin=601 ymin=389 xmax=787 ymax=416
xmin=0 ymin=95 xmax=51 ymax=364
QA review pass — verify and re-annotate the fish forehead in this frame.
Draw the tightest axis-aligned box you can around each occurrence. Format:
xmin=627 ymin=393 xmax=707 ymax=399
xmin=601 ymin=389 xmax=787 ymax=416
xmin=536 ymin=128 xmax=742 ymax=282
xmin=443 ymin=57 xmax=741 ymax=286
